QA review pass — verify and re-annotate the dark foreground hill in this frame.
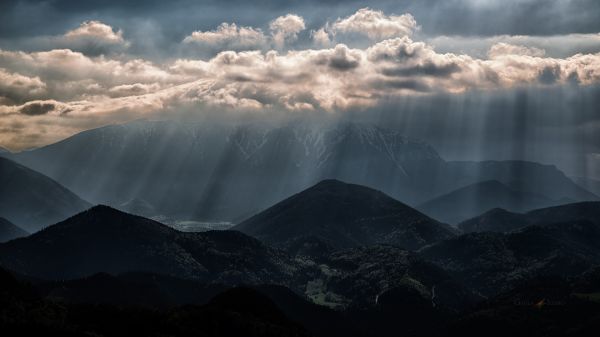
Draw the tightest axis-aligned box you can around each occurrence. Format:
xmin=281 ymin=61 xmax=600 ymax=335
xmin=445 ymin=271 xmax=600 ymax=337
xmin=420 ymin=218 xmax=600 ymax=297
xmin=0 ymin=157 xmax=90 ymax=232
xmin=0 ymin=205 xmax=302 ymax=286
xmin=0 ymin=217 xmax=28 ymax=243
xmin=234 ymin=180 xmax=457 ymax=256
xmin=0 ymin=267 xmax=311 ymax=337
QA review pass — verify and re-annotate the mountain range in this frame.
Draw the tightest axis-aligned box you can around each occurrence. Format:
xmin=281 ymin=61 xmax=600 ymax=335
xmin=420 ymin=208 xmax=600 ymax=297
xmin=417 ymin=180 xmax=562 ymax=224
xmin=1 ymin=178 xmax=599 ymax=336
xmin=3 ymin=120 xmax=595 ymax=223
xmin=0 ymin=205 xmax=303 ymax=286
xmin=458 ymin=201 xmax=600 ymax=233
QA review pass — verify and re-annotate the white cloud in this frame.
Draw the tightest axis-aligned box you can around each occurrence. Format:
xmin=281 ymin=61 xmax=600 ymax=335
xmin=488 ymin=43 xmax=546 ymax=58
xmin=269 ymin=14 xmax=306 ymax=48
xmin=183 ymin=23 xmax=267 ymax=50
xmin=428 ymin=33 xmax=600 ymax=58
xmin=64 ymin=20 xmax=126 ymax=44
xmin=311 ymin=28 xmax=331 ymax=47
xmin=0 ymin=68 xmax=46 ymax=102
xmin=331 ymin=8 xmax=418 ymax=40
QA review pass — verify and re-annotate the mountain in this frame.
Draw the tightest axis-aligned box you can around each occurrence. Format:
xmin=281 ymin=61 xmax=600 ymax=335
xmin=0 ymin=218 xmax=28 ymax=243
xmin=458 ymin=201 xmax=600 ymax=234
xmin=444 ymin=160 xmax=598 ymax=202
xmin=0 ymin=157 xmax=90 ymax=232
xmin=234 ymin=180 xmax=457 ymax=255
xmin=4 ymin=120 xmax=594 ymax=223
xmin=0 ymin=205 xmax=303 ymax=285
xmin=526 ymin=201 xmax=600 ymax=225
xmin=3 ymin=121 xmax=446 ymax=221
xmin=572 ymin=176 xmax=600 ymax=197
xmin=419 ymin=218 xmax=600 ymax=297
xmin=458 ymin=208 xmax=532 ymax=233
xmin=417 ymin=180 xmax=559 ymax=224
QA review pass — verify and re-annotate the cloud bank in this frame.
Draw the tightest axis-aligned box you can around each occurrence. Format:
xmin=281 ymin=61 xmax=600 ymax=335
xmin=1 ymin=8 xmax=600 ymax=151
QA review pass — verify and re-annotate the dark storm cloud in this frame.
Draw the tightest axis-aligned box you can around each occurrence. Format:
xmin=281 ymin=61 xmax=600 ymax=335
xmin=19 ymin=101 xmax=56 ymax=115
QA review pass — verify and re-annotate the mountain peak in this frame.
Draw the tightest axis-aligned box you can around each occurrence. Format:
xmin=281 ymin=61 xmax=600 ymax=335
xmin=234 ymin=181 xmax=456 ymax=254
xmin=0 ymin=208 xmax=299 ymax=283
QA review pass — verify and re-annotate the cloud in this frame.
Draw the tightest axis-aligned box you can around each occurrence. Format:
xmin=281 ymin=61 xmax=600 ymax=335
xmin=64 ymin=20 xmax=125 ymax=44
xmin=428 ymin=33 xmax=600 ymax=58
xmin=108 ymin=83 xmax=163 ymax=97
xmin=60 ymin=20 xmax=129 ymax=55
xmin=182 ymin=14 xmax=305 ymax=52
xmin=3 ymin=8 xmax=600 ymax=150
xmin=0 ymin=48 xmax=190 ymax=101
xmin=2 ymin=35 xmax=600 ymax=121
xmin=331 ymin=8 xmax=418 ymax=40
xmin=488 ymin=42 xmax=546 ymax=58
xmin=0 ymin=68 xmax=46 ymax=102
xmin=311 ymin=28 xmax=331 ymax=47
xmin=18 ymin=100 xmax=63 ymax=116
xmin=269 ymin=14 xmax=306 ymax=48
xmin=183 ymin=23 xmax=267 ymax=51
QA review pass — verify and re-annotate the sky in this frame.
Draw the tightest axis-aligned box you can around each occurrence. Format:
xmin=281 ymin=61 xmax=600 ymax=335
xmin=0 ymin=0 xmax=599 ymax=178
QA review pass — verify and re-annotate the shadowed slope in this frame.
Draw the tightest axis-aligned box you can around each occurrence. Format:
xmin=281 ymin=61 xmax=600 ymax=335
xmin=0 ymin=157 xmax=90 ymax=232
xmin=235 ymin=179 xmax=456 ymax=254
xmin=0 ymin=206 xmax=301 ymax=285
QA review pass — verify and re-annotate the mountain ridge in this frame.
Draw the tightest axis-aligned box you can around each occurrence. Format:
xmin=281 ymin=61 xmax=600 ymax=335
xmin=0 ymin=205 xmax=303 ymax=286
xmin=0 ymin=157 xmax=90 ymax=232
xmin=234 ymin=179 xmax=457 ymax=255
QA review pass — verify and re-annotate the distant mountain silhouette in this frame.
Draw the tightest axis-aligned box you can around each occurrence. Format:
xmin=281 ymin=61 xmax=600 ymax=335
xmin=234 ymin=180 xmax=457 ymax=254
xmin=3 ymin=121 xmax=445 ymax=221
xmin=0 ymin=217 xmax=28 ymax=243
xmin=420 ymin=217 xmax=600 ymax=296
xmin=0 ymin=205 xmax=302 ymax=285
xmin=572 ymin=176 xmax=600 ymax=197
xmin=444 ymin=160 xmax=598 ymax=202
xmin=0 ymin=157 xmax=90 ymax=232
xmin=418 ymin=180 xmax=560 ymax=224
xmin=459 ymin=201 xmax=600 ymax=233
xmin=6 ymin=120 xmax=593 ymax=223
